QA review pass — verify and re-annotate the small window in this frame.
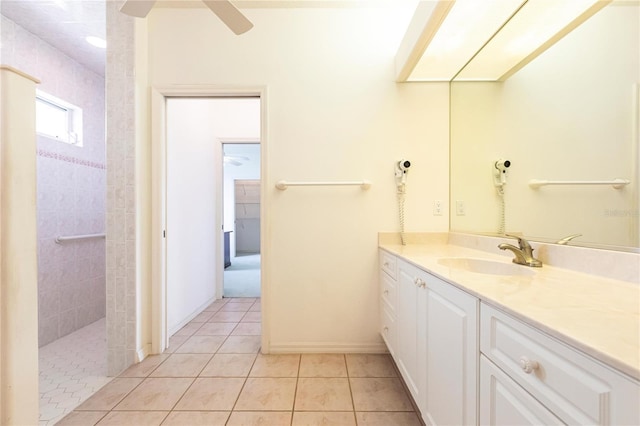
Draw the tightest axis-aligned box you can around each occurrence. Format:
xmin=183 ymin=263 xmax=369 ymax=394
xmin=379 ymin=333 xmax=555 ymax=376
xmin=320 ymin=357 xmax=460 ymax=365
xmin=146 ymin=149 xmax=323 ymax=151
xmin=36 ymin=90 xmax=83 ymax=146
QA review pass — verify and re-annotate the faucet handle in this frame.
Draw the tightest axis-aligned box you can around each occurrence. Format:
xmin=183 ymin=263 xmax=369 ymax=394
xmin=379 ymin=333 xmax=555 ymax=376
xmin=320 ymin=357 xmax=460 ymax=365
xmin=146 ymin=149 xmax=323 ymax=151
xmin=505 ymin=234 xmax=531 ymax=250
xmin=556 ymin=233 xmax=582 ymax=245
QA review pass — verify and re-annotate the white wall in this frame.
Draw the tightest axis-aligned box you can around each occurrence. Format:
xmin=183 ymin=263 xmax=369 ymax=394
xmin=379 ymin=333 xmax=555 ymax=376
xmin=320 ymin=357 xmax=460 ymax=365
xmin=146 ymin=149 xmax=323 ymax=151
xmin=166 ymin=98 xmax=260 ymax=333
xmin=146 ymin=5 xmax=449 ymax=351
xmin=451 ymin=4 xmax=639 ymax=248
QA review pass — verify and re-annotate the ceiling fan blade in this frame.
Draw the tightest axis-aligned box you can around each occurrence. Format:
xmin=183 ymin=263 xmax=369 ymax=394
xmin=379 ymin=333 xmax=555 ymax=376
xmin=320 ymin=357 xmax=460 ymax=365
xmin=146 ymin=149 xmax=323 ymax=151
xmin=202 ymin=0 xmax=254 ymax=35
xmin=224 ymin=158 xmax=242 ymax=166
xmin=120 ymin=0 xmax=157 ymax=18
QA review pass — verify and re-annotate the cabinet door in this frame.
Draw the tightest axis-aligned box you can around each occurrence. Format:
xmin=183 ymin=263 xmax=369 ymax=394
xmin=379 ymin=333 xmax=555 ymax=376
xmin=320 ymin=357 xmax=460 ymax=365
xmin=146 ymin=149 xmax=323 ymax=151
xmin=396 ymin=259 xmax=427 ymax=404
xmin=480 ymin=356 xmax=563 ymax=426
xmin=423 ymin=276 xmax=478 ymax=426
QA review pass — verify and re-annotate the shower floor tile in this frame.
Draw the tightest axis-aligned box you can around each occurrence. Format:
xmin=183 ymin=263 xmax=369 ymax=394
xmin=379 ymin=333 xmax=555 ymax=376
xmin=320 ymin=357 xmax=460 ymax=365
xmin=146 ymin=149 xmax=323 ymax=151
xmin=39 ymin=318 xmax=111 ymax=426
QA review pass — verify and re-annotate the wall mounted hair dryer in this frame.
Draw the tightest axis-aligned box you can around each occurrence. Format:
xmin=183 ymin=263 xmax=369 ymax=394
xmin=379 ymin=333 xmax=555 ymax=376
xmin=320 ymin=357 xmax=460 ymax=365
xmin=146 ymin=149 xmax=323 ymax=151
xmin=395 ymin=159 xmax=411 ymax=188
xmin=493 ymin=158 xmax=511 ymax=187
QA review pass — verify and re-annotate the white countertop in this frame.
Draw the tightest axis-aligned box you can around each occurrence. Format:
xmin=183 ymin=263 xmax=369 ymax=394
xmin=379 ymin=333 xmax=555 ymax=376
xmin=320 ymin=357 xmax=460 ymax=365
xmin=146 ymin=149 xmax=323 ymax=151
xmin=379 ymin=238 xmax=640 ymax=381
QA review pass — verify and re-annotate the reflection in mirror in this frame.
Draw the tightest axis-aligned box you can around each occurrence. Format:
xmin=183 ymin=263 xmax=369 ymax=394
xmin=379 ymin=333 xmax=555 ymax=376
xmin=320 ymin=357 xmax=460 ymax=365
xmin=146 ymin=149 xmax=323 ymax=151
xmin=450 ymin=1 xmax=639 ymax=251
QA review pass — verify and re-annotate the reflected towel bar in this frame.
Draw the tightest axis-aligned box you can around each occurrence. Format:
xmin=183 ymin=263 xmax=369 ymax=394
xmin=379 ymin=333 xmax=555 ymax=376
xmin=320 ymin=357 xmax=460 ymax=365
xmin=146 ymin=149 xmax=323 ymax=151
xmin=529 ymin=178 xmax=630 ymax=189
xmin=276 ymin=180 xmax=371 ymax=190
xmin=55 ymin=233 xmax=106 ymax=244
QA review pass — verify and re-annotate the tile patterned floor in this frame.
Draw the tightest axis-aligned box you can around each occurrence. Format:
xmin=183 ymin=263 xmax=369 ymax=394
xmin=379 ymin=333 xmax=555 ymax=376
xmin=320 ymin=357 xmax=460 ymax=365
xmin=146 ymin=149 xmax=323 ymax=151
xmin=39 ymin=318 xmax=112 ymax=426
xmin=57 ymin=297 xmax=422 ymax=425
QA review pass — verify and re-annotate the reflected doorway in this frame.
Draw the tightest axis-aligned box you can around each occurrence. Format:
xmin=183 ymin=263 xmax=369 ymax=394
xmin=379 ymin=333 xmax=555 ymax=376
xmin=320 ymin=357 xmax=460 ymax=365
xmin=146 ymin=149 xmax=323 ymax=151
xmin=223 ymin=143 xmax=261 ymax=298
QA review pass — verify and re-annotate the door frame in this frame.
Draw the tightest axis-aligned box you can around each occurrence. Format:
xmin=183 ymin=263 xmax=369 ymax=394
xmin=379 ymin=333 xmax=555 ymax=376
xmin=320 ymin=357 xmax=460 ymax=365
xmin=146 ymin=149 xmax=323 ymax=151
xmin=219 ymin=139 xmax=261 ymax=299
xmin=150 ymin=86 xmax=268 ymax=354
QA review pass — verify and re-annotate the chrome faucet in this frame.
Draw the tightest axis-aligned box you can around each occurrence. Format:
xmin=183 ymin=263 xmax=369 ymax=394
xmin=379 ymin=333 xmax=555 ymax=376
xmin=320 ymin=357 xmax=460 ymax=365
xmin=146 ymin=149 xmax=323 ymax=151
xmin=556 ymin=233 xmax=582 ymax=245
xmin=498 ymin=234 xmax=542 ymax=267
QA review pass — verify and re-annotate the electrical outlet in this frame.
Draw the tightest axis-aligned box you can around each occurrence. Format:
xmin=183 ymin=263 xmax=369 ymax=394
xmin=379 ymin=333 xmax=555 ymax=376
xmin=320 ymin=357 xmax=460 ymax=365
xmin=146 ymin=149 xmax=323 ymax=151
xmin=456 ymin=200 xmax=466 ymax=216
xmin=433 ymin=199 xmax=443 ymax=216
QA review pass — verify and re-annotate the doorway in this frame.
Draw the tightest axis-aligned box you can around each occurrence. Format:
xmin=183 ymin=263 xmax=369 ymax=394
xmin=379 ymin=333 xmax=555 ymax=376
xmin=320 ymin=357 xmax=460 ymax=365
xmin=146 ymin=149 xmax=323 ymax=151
xmin=223 ymin=143 xmax=261 ymax=298
xmin=162 ymin=95 xmax=263 ymax=351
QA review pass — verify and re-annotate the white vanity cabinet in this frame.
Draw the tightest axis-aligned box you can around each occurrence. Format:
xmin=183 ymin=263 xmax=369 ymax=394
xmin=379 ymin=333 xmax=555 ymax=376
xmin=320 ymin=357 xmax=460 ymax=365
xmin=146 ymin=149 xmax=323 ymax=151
xmin=379 ymin=250 xmax=398 ymax=356
xmin=379 ymin=250 xmax=478 ymax=426
xmin=396 ymin=258 xmax=428 ymax=403
xmin=480 ymin=355 xmax=563 ymax=425
xmin=480 ymin=303 xmax=640 ymax=426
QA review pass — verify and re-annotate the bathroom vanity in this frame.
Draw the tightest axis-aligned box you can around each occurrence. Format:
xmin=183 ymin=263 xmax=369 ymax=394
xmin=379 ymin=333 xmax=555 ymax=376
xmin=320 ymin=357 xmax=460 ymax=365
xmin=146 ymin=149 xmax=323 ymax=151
xmin=379 ymin=233 xmax=640 ymax=426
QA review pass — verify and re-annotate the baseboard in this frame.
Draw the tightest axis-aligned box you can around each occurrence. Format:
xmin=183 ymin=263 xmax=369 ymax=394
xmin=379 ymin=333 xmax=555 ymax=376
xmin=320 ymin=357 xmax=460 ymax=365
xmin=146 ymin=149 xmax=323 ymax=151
xmin=136 ymin=344 xmax=151 ymax=363
xmin=267 ymin=342 xmax=389 ymax=354
xmin=167 ymin=295 xmax=217 ymax=336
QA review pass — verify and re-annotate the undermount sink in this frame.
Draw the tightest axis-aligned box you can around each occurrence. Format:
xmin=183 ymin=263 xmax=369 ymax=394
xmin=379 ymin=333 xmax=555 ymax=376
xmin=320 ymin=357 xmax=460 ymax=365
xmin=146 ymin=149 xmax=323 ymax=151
xmin=437 ymin=257 xmax=536 ymax=276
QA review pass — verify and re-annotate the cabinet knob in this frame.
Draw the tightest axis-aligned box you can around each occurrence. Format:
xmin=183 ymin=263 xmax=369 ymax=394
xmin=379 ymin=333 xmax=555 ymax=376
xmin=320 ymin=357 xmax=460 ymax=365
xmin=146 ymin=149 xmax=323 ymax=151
xmin=414 ymin=278 xmax=426 ymax=288
xmin=383 ymin=290 xmax=389 ymax=295
xmin=383 ymin=262 xmax=390 ymax=267
xmin=383 ymin=326 xmax=389 ymax=332
xmin=519 ymin=356 xmax=539 ymax=374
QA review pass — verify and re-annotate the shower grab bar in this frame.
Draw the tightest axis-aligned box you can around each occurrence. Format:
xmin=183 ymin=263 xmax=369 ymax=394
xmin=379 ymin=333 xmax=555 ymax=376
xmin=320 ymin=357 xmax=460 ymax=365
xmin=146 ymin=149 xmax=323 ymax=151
xmin=529 ymin=178 xmax=630 ymax=189
xmin=275 ymin=180 xmax=371 ymax=190
xmin=55 ymin=233 xmax=106 ymax=244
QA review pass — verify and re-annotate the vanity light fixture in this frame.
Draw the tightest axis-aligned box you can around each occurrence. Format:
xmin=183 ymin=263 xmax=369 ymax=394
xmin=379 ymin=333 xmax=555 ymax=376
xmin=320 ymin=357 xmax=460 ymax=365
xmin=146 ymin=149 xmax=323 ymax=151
xmin=85 ymin=36 xmax=106 ymax=49
xmin=396 ymin=0 xmax=611 ymax=82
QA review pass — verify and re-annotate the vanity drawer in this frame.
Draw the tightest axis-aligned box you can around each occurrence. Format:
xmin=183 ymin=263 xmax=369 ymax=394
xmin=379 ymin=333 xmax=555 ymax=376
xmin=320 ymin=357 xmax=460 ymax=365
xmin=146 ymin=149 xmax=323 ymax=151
xmin=380 ymin=271 xmax=397 ymax=312
xmin=380 ymin=306 xmax=397 ymax=356
xmin=379 ymin=250 xmax=397 ymax=280
xmin=480 ymin=303 xmax=640 ymax=425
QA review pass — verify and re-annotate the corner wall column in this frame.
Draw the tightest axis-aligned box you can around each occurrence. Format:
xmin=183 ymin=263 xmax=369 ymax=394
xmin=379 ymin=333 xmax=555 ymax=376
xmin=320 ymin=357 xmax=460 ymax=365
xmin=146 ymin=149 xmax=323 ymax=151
xmin=0 ymin=65 xmax=40 ymax=425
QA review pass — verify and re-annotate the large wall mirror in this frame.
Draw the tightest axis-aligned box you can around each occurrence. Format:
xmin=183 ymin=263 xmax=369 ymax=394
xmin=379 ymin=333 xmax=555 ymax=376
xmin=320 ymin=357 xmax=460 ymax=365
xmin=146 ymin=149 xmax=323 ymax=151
xmin=450 ymin=1 xmax=639 ymax=251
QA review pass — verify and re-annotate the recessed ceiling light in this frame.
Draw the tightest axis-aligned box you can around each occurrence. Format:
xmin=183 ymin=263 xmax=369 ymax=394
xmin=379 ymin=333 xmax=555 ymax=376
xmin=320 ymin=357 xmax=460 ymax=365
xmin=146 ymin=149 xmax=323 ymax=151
xmin=85 ymin=36 xmax=106 ymax=49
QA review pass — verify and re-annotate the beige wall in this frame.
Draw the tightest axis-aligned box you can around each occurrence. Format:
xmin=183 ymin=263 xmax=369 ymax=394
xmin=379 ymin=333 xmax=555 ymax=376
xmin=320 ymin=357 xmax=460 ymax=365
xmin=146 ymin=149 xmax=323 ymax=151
xmin=0 ymin=66 xmax=40 ymax=426
xmin=142 ymin=5 xmax=449 ymax=351
xmin=451 ymin=4 xmax=639 ymax=248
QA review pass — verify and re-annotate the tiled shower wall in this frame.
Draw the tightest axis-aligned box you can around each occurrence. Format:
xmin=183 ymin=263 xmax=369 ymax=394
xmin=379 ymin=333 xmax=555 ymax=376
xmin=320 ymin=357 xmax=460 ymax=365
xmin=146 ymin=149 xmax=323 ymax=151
xmin=0 ymin=15 xmax=106 ymax=346
xmin=105 ymin=3 xmax=136 ymax=375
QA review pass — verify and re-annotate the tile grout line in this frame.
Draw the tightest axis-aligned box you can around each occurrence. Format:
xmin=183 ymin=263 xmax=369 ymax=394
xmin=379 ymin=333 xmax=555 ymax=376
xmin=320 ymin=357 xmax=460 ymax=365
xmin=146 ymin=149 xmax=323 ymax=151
xmin=344 ymin=354 xmax=360 ymax=426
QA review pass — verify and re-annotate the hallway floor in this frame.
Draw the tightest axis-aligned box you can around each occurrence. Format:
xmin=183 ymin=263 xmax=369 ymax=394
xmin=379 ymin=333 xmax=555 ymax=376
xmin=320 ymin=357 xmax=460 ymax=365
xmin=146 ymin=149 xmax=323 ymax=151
xmin=57 ymin=297 xmax=421 ymax=425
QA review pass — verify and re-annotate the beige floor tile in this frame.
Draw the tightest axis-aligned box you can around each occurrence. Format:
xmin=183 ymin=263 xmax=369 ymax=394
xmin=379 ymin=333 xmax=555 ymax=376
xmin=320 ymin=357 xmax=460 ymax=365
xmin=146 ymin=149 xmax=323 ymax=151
xmin=119 ymin=354 xmax=170 ymax=378
xmin=203 ymin=300 xmax=226 ymax=312
xmin=165 ymin=335 xmax=188 ymax=354
xmin=234 ymin=377 xmax=297 ymax=411
xmin=75 ymin=378 xmax=143 ymax=411
xmin=56 ymin=411 xmax=108 ymax=426
xmin=150 ymin=354 xmax=212 ymax=377
xmin=228 ymin=297 xmax=258 ymax=303
xmin=218 ymin=335 xmax=261 ymax=354
xmin=96 ymin=411 xmax=168 ymax=425
xmin=349 ymin=378 xmax=414 ymax=411
xmin=173 ymin=322 xmax=202 ymax=336
xmin=190 ymin=311 xmax=215 ymax=323
xmin=355 ymin=411 xmax=422 ymax=425
xmin=114 ymin=377 xmax=193 ymax=411
xmin=249 ymin=302 xmax=261 ymax=312
xmin=345 ymin=354 xmax=397 ymax=378
xmin=249 ymin=354 xmax=300 ymax=377
xmin=210 ymin=311 xmax=246 ymax=322
xmin=299 ymin=354 xmax=347 ymax=377
xmin=162 ymin=411 xmax=230 ymax=426
xmin=292 ymin=411 xmax=357 ymax=426
xmin=173 ymin=377 xmax=245 ymax=410
xmin=226 ymin=411 xmax=291 ymax=426
xmin=220 ymin=302 xmax=253 ymax=312
xmin=174 ymin=335 xmax=226 ymax=353
xmin=232 ymin=322 xmax=262 ymax=336
xmin=195 ymin=322 xmax=238 ymax=336
xmin=241 ymin=312 xmax=262 ymax=322
xmin=201 ymin=354 xmax=257 ymax=377
xmin=294 ymin=378 xmax=353 ymax=411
